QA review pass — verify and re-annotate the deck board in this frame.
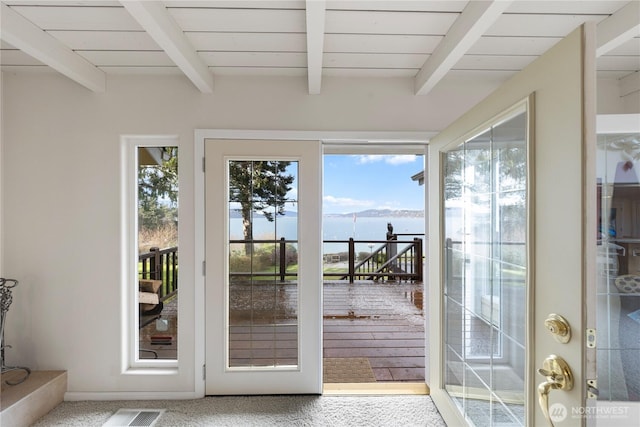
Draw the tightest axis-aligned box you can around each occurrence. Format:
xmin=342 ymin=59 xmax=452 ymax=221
xmin=322 ymin=281 xmax=425 ymax=382
xmin=141 ymin=281 xmax=426 ymax=382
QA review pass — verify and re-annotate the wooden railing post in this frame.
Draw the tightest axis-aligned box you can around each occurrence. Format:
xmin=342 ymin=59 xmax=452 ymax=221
xmin=414 ymin=238 xmax=423 ymax=282
xmin=279 ymin=237 xmax=286 ymax=281
xmin=387 ymin=235 xmax=397 ymax=281
xmin=172 ymin=249 xmax=178 ymax=293
xmin=348 ymin=238 xmax=355 ymax=284
xmin=141 ymin=257 xmax=148 ymax=279
xmin=150 ymin=247 xmax=160 ymax=280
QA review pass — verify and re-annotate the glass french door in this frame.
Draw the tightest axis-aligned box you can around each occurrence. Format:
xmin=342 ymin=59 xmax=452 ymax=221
xmin=591 ymin=114 xmax=640 ymax=423
xmin=204 ymin=139 xmax=322 ymax=394
xmin=441 ymin=106 xmax=529 ymax=425
xmin=429 ymin=25 xmax=593 ymax=426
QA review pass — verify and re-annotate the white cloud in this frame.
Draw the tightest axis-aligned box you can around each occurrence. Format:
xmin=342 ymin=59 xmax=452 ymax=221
xmin=324 ymin=195 xmax=374 ymax=208
xmin=386 ymin=155 xmax=417 ymax=165
xmin=356 ymin=155 xmax=417 ymax=165
xmin=357 ymin=155 xmax=385 ymax=164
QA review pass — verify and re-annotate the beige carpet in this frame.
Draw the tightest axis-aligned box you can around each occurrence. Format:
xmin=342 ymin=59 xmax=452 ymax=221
xmin=323 ymin=358 xmax=377 ymax=383
xmin=33 ymin=395 xmax=447 ymax=426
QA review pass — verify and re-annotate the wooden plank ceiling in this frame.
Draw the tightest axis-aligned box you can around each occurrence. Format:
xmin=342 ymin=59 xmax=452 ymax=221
xmin=0 ymin=0 xmax=638 ymax=95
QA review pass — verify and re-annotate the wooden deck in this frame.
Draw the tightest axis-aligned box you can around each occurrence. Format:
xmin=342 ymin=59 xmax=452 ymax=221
xmin=141 ymin=281 xmax=426 ymax=383
xmin=323 ymin=281 xmax=425 ymax=382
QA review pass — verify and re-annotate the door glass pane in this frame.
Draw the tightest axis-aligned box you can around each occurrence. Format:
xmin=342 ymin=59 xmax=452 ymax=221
xmin=596 ymin=131 xmax=640 ymax=402
xmin=443 ymin=110 xmax=528 ymax=425
xmin=228 ymin=160 xmax=299 ymax=368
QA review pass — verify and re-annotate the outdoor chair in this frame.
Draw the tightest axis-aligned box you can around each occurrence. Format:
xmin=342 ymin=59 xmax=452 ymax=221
xmin=139 ymin=279 xmax=164 ymax=359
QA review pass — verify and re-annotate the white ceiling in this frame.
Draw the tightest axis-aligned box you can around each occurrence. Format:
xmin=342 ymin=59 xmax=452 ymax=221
xmin=1 ymin=0 xmax=638 ymax=95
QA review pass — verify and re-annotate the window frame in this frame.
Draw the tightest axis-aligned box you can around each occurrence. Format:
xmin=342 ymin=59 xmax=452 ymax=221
xmin=121 ymin=135 xmax=180 ymax=372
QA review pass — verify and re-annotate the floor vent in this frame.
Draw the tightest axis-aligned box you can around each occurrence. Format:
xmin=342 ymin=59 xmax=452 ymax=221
xmin=103 ymin=409 xmax=164 ymax=427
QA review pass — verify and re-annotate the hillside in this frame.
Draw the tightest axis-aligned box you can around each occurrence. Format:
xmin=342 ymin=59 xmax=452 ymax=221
xmin=230 ymin=209 xmax=424 ymax=218
xmin=325 ymin=209 xmax=424 ymax=218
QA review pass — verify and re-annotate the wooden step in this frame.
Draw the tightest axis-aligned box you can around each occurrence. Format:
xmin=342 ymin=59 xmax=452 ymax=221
xmin=1 ymin=370 xmax=67 ymax=427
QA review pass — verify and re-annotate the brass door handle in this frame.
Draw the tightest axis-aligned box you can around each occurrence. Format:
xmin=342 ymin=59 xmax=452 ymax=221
xmin=537 ymin=355 xmax=573 ymax=427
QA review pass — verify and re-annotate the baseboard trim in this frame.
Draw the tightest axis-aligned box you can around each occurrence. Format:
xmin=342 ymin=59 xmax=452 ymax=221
xmin=64 ymin=391 xmax=204 ymax=401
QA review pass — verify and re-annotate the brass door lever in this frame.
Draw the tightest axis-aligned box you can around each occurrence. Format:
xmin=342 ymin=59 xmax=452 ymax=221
xmin=537 ymin=355 xmax=573 ymax=427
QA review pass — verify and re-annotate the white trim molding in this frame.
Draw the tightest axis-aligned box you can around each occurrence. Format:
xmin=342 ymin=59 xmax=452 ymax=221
xmin=65 ymin=391 xmax=201 ymax=401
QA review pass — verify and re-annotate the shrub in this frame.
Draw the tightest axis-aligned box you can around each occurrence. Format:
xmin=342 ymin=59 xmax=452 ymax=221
xmin=229 ymin=242 xmax=299 ymax=273
xmin=139 ymin=224 xmax=177 ymax=252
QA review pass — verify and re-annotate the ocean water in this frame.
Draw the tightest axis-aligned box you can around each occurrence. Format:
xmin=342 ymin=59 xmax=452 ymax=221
xmin=230 ymin=216 xmax=426 ymax=254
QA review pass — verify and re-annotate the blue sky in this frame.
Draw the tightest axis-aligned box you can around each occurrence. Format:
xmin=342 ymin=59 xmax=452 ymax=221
xmin=322 ymin=155 xmax=425 ymax=214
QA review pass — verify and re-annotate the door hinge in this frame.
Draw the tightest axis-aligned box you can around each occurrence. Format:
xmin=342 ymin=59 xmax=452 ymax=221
xmin=587 ymin=379 xmax=599 ymax=398
xmin=202 ymin=157 xmax=206 ymax=172
xmin=586 ymin=328 xmax=596 ymax=348
xmin=203 ymin=364 xmax=206 ymax=381
xmin=202 ymin=260 xmax=206 ymax=276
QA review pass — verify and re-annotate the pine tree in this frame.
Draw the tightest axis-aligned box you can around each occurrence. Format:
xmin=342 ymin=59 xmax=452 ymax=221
xmin=229 ymin=161 xmax=295 ymax=254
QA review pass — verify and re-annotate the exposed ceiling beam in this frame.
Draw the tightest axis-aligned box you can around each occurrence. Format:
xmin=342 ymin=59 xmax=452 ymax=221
xmin=0 ymin=3 xmax=105 ymax=92
xmin=414 ymin=0 xmax=512 ymax=95
xmin=121 ymin=0 xmax=214 ymax=93
xmin=620 ymin=71 xmax=640 ymax=97
xmin=305 ymin=0 xmax=326 ymax=94
xmin=596 ymin=0 xmax=640 ymax=57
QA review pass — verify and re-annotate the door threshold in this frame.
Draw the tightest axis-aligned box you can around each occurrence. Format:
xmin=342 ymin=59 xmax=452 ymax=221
xmin=323 ymin=382 xmax=429 ymax=395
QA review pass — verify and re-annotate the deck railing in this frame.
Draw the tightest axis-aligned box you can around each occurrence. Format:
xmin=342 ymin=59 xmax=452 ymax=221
xmin=229 ymin=236 xmax=424 ymax=283
xmin=329 ymin=237 xmax=423 ymax=283
xmin=139 ymin=246 xmax=178 ymax=301
xmin=140 ymin=232 xmax=425 ymax=294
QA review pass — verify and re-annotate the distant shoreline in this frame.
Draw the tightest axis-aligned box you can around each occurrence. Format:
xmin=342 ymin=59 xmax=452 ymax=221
xmin=324 ymin=209 xmax=424 ymax=218
xmin=230 ymin=209 xmax=424 ymax=219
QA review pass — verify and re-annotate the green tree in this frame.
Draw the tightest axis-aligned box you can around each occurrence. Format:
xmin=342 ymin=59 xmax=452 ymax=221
xmin=138 ymin=147 xmax=178 ymax=230
xmin=229 ymin=161 xmax=295 ymax=254
xmin=444 ymin=148 xmax=464 ymax=201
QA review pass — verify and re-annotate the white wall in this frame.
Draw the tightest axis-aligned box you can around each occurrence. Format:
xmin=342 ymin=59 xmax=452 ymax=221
xmin=0 ymin=71 xmax=497 ymax=395
xmin=1 ymin=70 xmax=4 ymax=276
xmin=622 ymin=90 xmax=640 ymax=114
xmin=597 ymin=77 xmax=640 ymax=115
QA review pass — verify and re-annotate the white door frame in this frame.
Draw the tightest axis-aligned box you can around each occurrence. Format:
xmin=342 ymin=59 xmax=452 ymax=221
xmin=194 ymin=130 xmax=432 ymax=394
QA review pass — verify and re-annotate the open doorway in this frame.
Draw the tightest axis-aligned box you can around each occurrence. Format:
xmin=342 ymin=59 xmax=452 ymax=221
xmin=322 ymin=153 xmax=426 ymax=387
